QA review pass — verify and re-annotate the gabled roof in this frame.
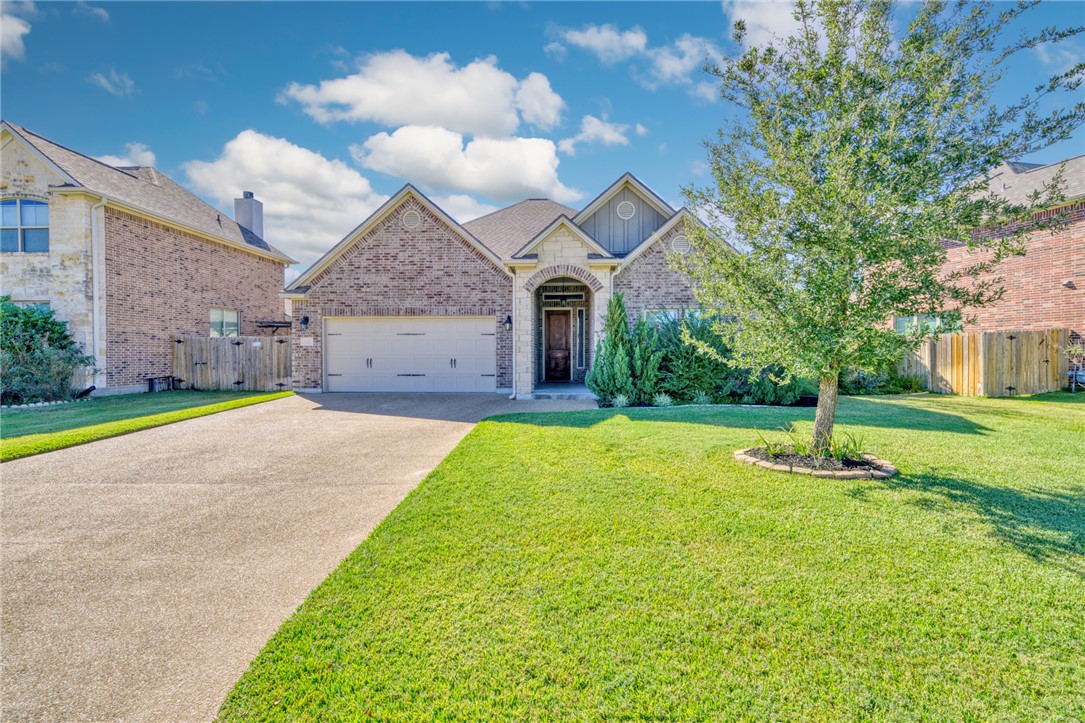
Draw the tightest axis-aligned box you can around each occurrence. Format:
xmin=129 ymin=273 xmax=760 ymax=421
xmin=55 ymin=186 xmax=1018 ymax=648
xmin=573 ymin=172 xmax=675 ymax=225
xmin=287 ymin=184 xmax=510 ymax=292
xmin=512 ymin=215 xmax=614 ymax=260
xmin=1 ymin=121 xmax=294 ymax=264
xmin=984 ymin=154 xmax=1085 ymax=207
xmin=462 ymin=199 xmax=576 ymax=261
xmin=618 ymin=208 xmax=708 ymax=269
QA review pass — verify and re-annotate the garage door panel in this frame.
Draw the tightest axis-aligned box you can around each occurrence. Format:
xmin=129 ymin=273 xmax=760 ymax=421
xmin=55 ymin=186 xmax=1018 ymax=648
xmin=325 ymin=317 xmax=497 ymax=392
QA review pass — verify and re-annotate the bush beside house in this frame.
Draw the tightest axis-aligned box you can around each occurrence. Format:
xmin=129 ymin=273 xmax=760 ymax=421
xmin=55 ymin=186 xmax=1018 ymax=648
xmin=587 ymin=293 xmax=816 ymax=407
xmin=0 ymin=296 xmax=95 ymax=405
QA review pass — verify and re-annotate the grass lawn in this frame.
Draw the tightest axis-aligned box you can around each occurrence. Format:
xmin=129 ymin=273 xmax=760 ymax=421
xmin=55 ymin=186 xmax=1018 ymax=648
xmin=221 ymin=393 xmax=1084 ymax=721
xmin=0 ymin=390 xmax=293 ymax=461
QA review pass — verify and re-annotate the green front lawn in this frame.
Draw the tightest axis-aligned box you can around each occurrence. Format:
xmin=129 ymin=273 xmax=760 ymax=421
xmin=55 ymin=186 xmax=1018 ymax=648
xmin=1 ymin=390 xmax=292 ymax=461
xmin=222 ymin=393 xmax=1084 ymax=720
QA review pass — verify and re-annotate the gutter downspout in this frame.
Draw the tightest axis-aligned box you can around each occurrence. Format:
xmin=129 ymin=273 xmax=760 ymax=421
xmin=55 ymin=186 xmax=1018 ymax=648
xmin=509 ymin=281 xmax=516 ymax=400
xmin=90 ymin=196 xmax=107 ymax=388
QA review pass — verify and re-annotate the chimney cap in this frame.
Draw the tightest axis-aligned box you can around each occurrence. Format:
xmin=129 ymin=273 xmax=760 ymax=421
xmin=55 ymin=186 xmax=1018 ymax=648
xmin=243 ymin=191 xmax=254 ymax=199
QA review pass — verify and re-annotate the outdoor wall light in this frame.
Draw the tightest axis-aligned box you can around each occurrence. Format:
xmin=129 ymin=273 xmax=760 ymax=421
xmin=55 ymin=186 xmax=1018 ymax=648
xmin=300 ymin=315 xmax=310 ymax=329
xmin=504 ymin=315 xmax=513 ymax=332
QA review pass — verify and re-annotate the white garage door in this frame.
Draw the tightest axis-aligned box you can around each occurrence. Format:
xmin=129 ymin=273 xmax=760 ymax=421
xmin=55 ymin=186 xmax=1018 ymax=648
xmin=324 ymin=317 xmax=497 ymax=392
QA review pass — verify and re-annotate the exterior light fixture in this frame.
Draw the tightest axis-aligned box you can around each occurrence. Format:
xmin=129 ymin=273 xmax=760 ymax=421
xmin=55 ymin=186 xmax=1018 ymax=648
xmin=300 ymin=315 xmax=310 ymax=329
xmin=504 ymin=315 xmax=513 ymax=332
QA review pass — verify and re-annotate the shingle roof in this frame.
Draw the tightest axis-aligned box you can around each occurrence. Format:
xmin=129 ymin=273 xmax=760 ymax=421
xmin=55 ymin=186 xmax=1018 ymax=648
xmin=462 ymin=199 xmax=576 ymax=260
xmin=3 ymin=122 xmax=293 ymax=263
xmin=984 ymin=154 xmax=1085 ymax=206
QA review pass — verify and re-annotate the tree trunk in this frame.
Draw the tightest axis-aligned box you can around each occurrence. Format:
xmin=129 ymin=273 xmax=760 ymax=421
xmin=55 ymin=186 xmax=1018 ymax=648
xmin=812 ymin=373 xmax=839 ymax=453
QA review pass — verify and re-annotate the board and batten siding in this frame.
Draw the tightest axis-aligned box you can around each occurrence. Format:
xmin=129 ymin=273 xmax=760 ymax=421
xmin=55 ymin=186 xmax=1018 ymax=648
xmin=578 ymin=187 xmax=668 ymax=256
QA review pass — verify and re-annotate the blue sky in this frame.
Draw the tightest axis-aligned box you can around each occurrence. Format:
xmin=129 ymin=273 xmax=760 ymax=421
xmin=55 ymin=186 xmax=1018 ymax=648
xmin=3 ymin=1 xmax=1082 ymax=275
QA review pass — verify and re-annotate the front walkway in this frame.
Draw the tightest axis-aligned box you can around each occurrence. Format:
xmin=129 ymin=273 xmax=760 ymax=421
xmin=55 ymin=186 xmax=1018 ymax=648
xmin=1 ymin=393 xmax=594 ymax=722
xmin=531 ymin=382 xmax=598 ymax=400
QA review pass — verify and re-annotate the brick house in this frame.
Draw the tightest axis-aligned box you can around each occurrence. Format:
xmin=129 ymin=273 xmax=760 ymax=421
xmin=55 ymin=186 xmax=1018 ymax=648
xmin=898 ymin=155 xmax=1084 ymax=339
xmin=285 ymin=174 xmax=700 ymax=398
xmin=0 ymin=121 xmax=294 ymax=394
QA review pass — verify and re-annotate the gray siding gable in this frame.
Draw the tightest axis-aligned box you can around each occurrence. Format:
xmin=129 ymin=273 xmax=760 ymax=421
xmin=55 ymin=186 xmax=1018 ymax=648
xmin=577 ymin=186 xmax=667 ymax=256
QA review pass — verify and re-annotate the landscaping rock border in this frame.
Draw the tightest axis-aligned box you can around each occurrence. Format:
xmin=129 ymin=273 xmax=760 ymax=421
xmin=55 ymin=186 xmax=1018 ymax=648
xmin=733 ymin=448 xmax=898 ymax=479
xmin=2 ymin=399 xmax=85 ymax=410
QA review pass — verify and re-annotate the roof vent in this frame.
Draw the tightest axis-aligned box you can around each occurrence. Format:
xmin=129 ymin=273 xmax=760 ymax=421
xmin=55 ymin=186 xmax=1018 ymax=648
xmin=670 ymin=235 xmax=691 ymax=254
xmin=617 ymin=200 xmax=636 ymax=220
xmin=402 ymin=210 xmax=421 ymax=229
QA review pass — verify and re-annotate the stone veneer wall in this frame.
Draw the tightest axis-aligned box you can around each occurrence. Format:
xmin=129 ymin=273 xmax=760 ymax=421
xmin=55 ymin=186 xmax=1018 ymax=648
xmin=0 ymin=136 xmax=96 ymax=379
xmin=290 ymin=198 xmax=514 ymax=390
xmin=512 ymin=225 xmax=612 ymax=397
xmin=104 ymin=208 xmax=286 ymax=388
xmin=940 ymin=202 xmax=1083 ymax=338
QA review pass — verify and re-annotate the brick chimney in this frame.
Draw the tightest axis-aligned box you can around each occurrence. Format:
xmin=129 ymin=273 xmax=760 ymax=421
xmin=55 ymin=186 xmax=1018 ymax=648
xmin=234 ymin=191 xmax=264 ymax=238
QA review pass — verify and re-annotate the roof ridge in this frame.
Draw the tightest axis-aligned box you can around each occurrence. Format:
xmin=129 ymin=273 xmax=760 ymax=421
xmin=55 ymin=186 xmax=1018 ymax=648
xmin=13 ymin=124 xmax=142 ymax=181
xmin=1011 ymin=153 xmax=1085 ymax=174
xmin=462 ymin=198 xmax=546 ymax=225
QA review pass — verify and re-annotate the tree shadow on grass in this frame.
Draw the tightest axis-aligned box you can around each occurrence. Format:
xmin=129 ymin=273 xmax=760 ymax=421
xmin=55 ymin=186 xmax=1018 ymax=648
xmin=851 ymin=474 xmax=1085 ymax=578
xmin=498 ymin=396 xmax=991 ymax=435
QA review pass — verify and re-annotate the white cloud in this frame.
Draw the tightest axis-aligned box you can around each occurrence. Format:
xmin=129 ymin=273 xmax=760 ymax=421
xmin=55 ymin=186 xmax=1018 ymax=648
xmin=543 ymin=41 xmax=567 ymax=61
xmin=1034 ymin=41 xmax=1083 ymax=75
xmin=515 ymin=72 xmax=565 ymax=131
xmin=635 ymin=123 xmax=648 ymax=136
xmin=554 ymin=24 xmax=721 ymax=100
xmin=194 ymin=99 xmax=209 ymax=115
xmin=352 ymin=125 xmax=582 ymax=203
xmin=643 ymin=34 xmax=722 ymax=89
xmin=431 ymin=194 xmax=499 ymax=224
xmin=280 ymin=50 xmax=565 ymax=136
xmin=184 ymin=130 xmax=390 ymax=269
xmin=558 ymin=115 xmax=630 ymax=156
xmin=74 ymin=2 xmax=108 ymax=21
xmin=1 ymin=3 xmax=33 ymax=65
xmin=560 ymin=24 xmax=648 ymax=63
xmin=95 ymin=142 xmax=156 ymax=167
xmin=87 ymin=68 xmax=135 ymax=96
xmin=691 ymin=81 xmax=718 ymax=102
xmin=722 ymin=0 xmax=801 ymax=48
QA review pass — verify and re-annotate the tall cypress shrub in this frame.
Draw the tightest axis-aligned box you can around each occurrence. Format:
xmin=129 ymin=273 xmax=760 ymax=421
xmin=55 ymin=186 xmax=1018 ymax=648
xmin=630 ymin=317 xmax=662 ymax=405
xmin=586 ymin=293 xmax=634 ymax=404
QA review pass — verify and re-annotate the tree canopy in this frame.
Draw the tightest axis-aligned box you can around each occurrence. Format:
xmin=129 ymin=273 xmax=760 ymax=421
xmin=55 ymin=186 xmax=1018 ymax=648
xmin=679 ymin=0 xmax=1083 ymax=448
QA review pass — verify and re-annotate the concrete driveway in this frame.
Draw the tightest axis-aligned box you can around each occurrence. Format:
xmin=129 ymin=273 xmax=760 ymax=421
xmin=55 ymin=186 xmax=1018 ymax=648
xmin=1 ymin=393 xmax=593 ymax=722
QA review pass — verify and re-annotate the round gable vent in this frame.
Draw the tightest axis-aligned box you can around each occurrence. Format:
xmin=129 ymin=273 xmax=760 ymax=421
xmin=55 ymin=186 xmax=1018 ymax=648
xmin=670 ymin=235 xmax=692 ymax=254
xmin=402 ymin=210 xmax=421 ymax=229
xmin=616 ymin=200 xmax=636 ymax=220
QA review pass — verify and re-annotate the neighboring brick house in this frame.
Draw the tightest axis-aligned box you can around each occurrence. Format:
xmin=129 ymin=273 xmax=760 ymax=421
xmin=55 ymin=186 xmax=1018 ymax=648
xmin=900 ymin=155 xmax=1083 ymax=340
xmin=0 ymin=121 xmax=294 ymax=394
xmin=285 ymin=173 xmax=700 ymax=398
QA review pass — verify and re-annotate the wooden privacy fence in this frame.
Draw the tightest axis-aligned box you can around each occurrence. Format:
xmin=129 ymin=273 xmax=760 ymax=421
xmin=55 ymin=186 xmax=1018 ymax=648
xmin=899 ymin=328 xmax=1070 ymax=397
xmin=172 ymin=335 xmax=291 ymax=392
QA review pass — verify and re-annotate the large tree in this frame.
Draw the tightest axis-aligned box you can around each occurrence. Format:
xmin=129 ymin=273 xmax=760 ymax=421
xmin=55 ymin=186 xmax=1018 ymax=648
xmin=680 ymin=0 xmax=1083 ymax=451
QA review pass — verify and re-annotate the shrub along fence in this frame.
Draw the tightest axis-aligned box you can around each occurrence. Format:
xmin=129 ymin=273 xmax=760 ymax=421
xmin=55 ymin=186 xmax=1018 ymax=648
xmin=899 ymin=328 xmax=1069 ymax=397
xmin=172 ymin=335 xmax=291 ymax=392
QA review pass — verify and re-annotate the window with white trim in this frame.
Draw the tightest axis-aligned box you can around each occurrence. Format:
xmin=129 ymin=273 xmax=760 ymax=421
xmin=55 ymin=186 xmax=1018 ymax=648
xmin=210 ymin=308 xmax=240 ymax=337
xmin=643 ymin=308 xmax=682 ymax=328
xmin=1 ymin=198 xmax=50 ymax=253
xmin=892 ymin=313 xmax=961 ymax=335
xmin=11 ymin=300 xmax=51 ymax=310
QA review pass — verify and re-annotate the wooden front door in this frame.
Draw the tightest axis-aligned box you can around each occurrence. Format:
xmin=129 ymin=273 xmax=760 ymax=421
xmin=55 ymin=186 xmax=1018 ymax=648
xmin=545 ymin=311 xmax=571 ymax=382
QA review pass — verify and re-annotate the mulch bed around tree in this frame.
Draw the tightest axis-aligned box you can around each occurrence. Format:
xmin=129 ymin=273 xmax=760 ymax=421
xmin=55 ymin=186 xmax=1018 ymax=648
xmin=734 ymin=447 xmax=898 ymax=479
